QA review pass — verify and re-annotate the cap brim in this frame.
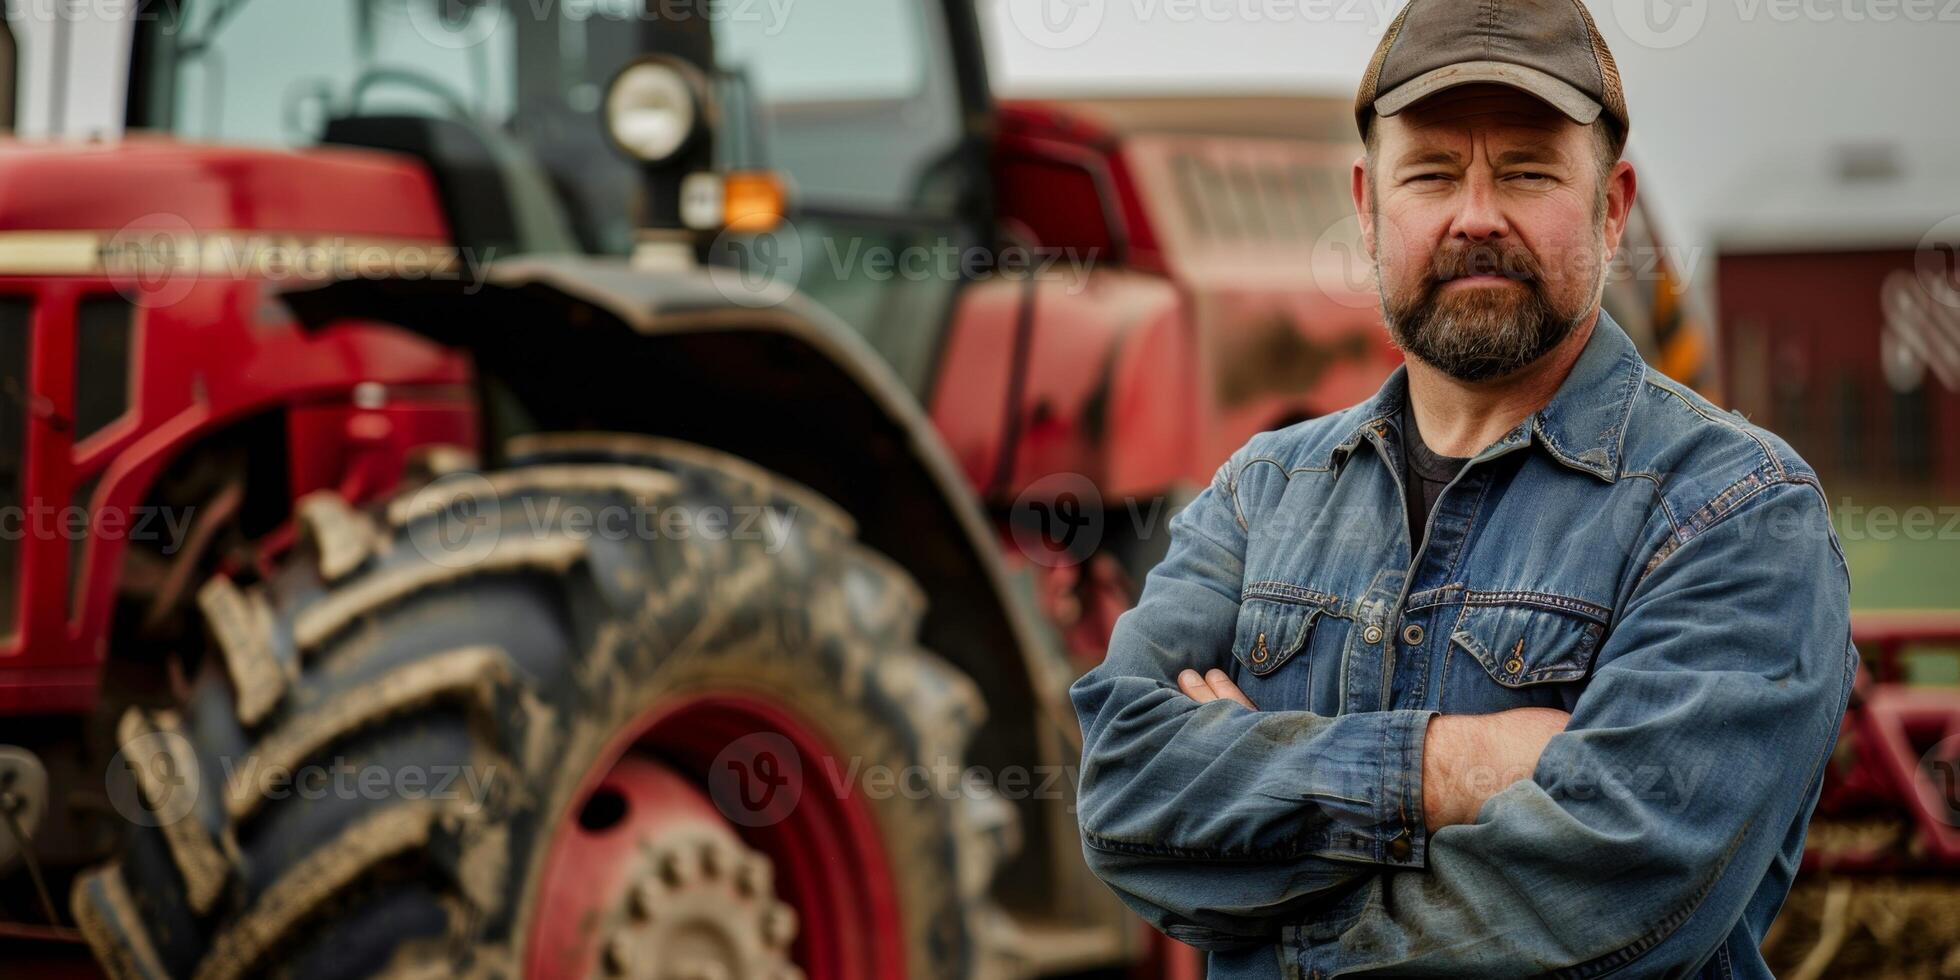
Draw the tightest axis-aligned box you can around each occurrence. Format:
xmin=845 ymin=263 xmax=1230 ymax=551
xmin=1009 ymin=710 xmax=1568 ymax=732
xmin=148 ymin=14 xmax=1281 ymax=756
xmin=1373 ymin=60 xmax=1603 ymax=125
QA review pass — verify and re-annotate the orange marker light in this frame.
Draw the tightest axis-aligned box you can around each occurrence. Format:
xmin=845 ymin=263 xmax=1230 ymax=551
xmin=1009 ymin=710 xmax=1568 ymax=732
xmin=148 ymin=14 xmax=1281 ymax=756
xmin=722 ymin=172 xmax=788 ymax=233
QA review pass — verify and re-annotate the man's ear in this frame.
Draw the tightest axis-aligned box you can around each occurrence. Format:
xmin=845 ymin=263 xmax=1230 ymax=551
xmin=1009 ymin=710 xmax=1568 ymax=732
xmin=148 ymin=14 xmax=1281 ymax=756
xmin=1601 ymin=159 xmax=1637 ymax=259
xmin=1351 ymin=153 xmax=1375 ymax=259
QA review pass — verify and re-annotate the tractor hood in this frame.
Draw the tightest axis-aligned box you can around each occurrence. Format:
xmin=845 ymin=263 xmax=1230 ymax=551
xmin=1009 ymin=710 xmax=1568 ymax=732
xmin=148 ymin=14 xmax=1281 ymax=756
xmin=0 ymin=137 xmax=452 ymax=277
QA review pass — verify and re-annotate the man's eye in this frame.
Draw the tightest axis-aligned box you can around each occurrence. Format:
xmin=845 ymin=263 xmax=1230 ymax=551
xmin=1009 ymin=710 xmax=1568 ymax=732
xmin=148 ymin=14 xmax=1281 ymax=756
xmin=1507 ymin=172 xmax=1555 ymax=183
xmin=1409 ymin=173 xmax=1451 ymax=183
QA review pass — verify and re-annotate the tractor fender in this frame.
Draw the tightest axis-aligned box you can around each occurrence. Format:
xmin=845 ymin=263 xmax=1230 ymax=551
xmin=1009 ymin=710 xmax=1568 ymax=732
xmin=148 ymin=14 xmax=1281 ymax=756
xmin=285 ymin=256 xmax=1090 ymax=914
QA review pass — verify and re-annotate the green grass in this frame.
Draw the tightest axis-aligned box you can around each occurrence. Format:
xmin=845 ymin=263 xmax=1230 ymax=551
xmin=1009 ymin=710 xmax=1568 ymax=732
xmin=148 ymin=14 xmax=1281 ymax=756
xmin=1838 ymin=526 xmax=1960 ymax=611
xmin=1834 ymin=505 xmax=1960 ymax=685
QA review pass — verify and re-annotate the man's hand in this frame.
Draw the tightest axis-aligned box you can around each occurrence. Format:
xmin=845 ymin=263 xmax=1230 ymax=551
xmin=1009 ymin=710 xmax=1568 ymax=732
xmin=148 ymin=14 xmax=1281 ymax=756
xmin=1176 ymin=669 xmax=1257 ymax=710
xmin=1422 ymin=708 xmax=1570 ymax=830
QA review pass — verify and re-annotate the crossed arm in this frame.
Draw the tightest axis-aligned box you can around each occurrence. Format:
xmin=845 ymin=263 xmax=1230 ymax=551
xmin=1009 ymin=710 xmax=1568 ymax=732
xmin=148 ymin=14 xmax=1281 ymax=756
xmin=1174 ymin=668 xmax=1571 ymax=832
xmin=1070 ymin=462 xmax=1853 ymax=974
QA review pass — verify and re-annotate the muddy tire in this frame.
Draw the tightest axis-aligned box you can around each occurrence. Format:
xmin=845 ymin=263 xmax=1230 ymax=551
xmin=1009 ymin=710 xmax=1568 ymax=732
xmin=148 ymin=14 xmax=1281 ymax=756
xmin=72 ymin=434 xmax=1018 ymax=980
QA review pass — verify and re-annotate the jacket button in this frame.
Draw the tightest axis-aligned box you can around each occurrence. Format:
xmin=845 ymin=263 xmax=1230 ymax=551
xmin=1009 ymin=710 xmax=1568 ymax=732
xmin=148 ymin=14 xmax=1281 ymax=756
xmin=1251 ymin=633 xmax=1270 ymax=663
xmin=1401 ymin=623 xmax=1424 ymax=645
xmin=1362 ymin=625 xmax=1383 ymax=645
xmin=1506 ymin=657 xmax=1525 ymax=674
xmin=1388 ymin=833 xmax=1413 ymax=862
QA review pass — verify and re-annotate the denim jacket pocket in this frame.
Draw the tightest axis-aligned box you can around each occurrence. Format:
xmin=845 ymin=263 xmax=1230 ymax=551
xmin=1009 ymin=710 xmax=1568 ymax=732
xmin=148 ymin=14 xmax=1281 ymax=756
xmin=1234 ymin=583 xmax=1340 ymax=677
xmin=1448 ymin=598 xmax=1608 ymax=688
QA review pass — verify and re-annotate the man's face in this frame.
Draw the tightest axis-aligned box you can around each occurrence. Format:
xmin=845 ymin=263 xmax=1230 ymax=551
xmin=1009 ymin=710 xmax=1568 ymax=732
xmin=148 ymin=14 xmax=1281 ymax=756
xmin=1353 ymin=85 xmax=1635 ymax=382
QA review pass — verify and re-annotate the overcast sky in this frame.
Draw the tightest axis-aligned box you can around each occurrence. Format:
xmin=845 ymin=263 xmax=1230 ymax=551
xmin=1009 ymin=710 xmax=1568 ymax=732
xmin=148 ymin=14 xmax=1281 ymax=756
xmin=983 ymin=0 xmax=1960 ymax=298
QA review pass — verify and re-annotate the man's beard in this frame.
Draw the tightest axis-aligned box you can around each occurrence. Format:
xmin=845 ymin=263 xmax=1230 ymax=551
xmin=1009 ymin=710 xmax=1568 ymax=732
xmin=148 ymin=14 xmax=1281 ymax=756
xmin=1378 ymin=238 xmax=1594 ymax=383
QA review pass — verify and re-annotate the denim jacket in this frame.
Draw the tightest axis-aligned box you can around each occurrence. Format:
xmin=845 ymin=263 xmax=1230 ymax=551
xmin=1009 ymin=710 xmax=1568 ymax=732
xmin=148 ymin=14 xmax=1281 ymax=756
xmin=1070 ymin=310 xmax=1855 ymax=979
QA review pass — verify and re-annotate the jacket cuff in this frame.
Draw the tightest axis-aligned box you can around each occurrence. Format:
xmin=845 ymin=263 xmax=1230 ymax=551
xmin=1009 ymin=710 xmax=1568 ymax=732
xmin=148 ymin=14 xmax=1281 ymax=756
xmin=1311 ymin=708 xmax=1435 ymax=869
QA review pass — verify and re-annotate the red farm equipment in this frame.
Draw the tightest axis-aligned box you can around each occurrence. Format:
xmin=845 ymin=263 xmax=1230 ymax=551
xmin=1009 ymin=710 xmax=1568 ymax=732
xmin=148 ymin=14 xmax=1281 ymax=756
xmin=0 ymin=1 xmax=1931 ymax=978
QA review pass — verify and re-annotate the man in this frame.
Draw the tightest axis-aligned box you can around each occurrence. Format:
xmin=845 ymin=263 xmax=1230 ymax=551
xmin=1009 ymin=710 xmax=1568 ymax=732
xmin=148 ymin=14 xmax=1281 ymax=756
xmin=1069 ymin=1 xmax=1855 ymax=977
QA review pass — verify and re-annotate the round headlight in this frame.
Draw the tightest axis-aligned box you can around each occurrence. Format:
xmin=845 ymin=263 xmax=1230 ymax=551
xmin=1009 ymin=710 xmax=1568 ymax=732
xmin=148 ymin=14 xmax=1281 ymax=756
xmin=604 ymin=57 xmax=704 ymax=164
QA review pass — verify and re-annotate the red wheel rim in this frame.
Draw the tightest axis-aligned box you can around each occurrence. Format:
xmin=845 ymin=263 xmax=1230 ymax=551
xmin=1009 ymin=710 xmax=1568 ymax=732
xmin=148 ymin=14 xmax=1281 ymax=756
xmin=526 ymin=693 xmax=906 ymax=980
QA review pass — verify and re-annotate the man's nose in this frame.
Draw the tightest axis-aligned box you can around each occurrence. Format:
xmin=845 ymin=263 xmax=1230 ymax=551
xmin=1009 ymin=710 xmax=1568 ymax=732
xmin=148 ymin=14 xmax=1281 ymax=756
xmin=1448 ymin=173 xmax=1509 ymax=242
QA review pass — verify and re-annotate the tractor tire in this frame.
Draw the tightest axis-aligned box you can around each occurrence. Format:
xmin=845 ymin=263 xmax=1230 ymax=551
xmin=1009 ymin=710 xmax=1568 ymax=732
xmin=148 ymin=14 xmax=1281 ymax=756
xmin=73 ymin=433 xmax=1020 ymax=980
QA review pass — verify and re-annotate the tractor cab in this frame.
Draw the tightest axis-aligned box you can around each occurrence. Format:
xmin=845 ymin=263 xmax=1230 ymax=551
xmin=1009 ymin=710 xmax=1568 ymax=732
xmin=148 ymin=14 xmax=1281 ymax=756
xmin=119 ymin=0 xmax=992 ymax=396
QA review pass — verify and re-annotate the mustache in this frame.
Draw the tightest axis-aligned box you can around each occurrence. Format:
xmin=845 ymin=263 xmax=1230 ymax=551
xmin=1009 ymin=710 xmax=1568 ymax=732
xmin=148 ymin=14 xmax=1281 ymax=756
xmin=1427 ymin=242 xmax=1544 ymax=284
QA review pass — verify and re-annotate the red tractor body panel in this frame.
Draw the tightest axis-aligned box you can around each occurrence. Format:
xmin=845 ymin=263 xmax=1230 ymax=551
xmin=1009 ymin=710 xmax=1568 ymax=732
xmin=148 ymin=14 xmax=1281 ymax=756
xmin=0 ymin=139 xmax=475 ymax=713
xmin=934 ymin=99 xmax=1401 ymax=509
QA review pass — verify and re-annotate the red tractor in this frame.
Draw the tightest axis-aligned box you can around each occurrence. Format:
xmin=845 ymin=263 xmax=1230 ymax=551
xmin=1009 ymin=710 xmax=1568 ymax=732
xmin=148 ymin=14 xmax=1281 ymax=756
xmin=0 ymin=1 xmax=1814 ymax=978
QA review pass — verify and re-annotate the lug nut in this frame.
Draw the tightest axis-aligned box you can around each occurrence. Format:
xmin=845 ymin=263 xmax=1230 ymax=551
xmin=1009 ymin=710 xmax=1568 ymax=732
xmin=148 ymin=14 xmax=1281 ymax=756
xmin=659 ymin=849 xmax=691 ymax=886
xmin=629 ymin=878 xmax=659 ymax=920
xmin=761 ymin=904 xmax=798 ymax=947
xmin=602 ymin=936 xmax=632 ymax=976
xmin=736 ymin=858 xmax=770 ymax=897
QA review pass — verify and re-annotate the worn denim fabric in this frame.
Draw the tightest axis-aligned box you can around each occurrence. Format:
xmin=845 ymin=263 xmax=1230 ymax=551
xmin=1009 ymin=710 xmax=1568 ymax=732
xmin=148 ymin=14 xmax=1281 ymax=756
xmin=1071 ymin=310 xmax=1855 ymax=978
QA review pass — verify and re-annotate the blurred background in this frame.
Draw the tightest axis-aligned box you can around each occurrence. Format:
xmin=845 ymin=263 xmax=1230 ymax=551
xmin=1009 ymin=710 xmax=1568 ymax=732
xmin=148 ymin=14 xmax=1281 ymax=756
xmin=0 ymin=1 xmax=1955 ymax=977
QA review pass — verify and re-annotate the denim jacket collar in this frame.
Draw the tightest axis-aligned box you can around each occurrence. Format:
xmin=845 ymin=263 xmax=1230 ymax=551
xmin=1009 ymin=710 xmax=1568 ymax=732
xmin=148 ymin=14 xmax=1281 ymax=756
xmin=1323 ymin=308 xmax=1645 ymax=483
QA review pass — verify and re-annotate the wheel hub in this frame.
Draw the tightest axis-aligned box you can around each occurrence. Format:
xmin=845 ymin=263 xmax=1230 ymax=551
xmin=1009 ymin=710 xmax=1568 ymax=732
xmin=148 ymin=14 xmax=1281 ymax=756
xmin=528 ymin=754 xmax=802 ymax=979
xmin=597 ymin=820 xmax=802 ymax=980
xmin=529 ymin=696 xmax=904 ymax=980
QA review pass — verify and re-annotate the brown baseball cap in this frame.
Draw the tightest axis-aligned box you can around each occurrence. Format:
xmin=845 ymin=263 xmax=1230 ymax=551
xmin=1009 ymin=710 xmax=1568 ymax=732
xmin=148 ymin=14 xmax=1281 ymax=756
xmin=1356 ymin=0 xmax=1630 ymax=148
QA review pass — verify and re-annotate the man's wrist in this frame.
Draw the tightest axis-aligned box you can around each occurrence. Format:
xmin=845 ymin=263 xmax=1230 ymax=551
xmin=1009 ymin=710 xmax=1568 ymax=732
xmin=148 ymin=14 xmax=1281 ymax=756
xmin=1422 ymin=708 xmax=1569 ymax=831
xmin=1422 ymin=714 xmax=1480 ymax=829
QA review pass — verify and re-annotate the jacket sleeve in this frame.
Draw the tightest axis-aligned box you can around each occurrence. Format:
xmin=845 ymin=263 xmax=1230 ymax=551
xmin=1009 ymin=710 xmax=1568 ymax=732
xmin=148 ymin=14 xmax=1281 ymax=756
xmin=1313 ymin=479 xmax=1856 ymax=977
xmin=1070 ymin=444 xmax=1435 ymax=951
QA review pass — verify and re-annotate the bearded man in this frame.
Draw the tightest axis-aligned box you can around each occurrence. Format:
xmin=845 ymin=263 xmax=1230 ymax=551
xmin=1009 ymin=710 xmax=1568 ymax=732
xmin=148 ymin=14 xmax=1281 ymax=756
xmin=1069 ymin=1 xmax=1855 ymax=977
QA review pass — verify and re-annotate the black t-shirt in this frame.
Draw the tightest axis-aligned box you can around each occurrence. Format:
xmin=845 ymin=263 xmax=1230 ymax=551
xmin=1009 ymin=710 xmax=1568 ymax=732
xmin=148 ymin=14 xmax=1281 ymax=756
xmin=1401 ymin=398 xmax=1470 ymax=554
